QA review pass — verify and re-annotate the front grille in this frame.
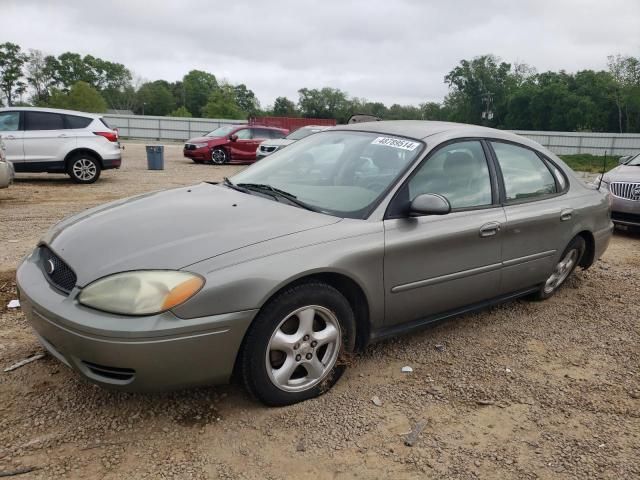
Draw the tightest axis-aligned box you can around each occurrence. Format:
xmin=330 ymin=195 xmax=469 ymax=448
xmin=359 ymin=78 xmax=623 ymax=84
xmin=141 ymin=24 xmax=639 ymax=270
xmin=612 ymin=211 xmax=640 ymax=225
xmin=610 ymin=182 xmax=640 ymax=201
xmin=40 ymin=246 xmax=77 ymax=294
xmin=184 ymin=143 xmax=196 ymax=150
xmin=81 ymin=361 xmax=136 ymax=382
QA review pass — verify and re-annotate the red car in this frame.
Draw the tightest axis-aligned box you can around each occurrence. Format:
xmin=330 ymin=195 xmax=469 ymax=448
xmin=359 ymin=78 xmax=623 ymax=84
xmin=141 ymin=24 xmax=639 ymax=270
xmin=184 ymin=125 xmax=288 ymax=164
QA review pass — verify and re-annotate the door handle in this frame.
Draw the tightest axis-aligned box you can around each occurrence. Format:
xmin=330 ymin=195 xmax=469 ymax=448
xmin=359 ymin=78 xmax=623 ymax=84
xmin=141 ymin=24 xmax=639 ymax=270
xmin=560 ymin=209 xmax=573 ymax=222
xmin=479 ymin=222 xmax=501 ymax=238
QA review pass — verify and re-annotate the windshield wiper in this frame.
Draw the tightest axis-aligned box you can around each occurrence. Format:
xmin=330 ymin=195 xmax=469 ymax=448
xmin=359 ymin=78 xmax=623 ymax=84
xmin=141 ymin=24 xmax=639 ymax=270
xmin=237 ymin=183 xmax=321 ymax=212
xmin=222 ymin=177 xmax=251 ymax=194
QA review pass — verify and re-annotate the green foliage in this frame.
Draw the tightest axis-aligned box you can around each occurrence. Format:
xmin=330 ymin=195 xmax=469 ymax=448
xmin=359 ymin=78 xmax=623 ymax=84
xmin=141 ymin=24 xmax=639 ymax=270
xmin=169 ymin=106 xmax=192 ymax=117
xmin=202 ymin=84 xmax=245 ymax=119
xmin=48 ymin=81 xmax=107 ymax=113
xmin=272 ymin=96 xmax=298 ymax=116
xmin=234 ymin=84 xmax=259 ymax=116
xmin=0 ymin=42 xmax=27 ymax=106
xmin=558 ymin=154 xmax=621 ymax=173
xmin=183 ymin=70 xmax=218 ymax=117
xmin=136 ymin=81 xmax=175 ymax=116
xmin=297 ymin=87 xmax=352 ymax=122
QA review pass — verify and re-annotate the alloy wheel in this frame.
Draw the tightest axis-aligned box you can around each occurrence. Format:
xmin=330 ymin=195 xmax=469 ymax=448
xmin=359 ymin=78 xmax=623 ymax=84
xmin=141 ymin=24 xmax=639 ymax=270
xmin=211 ymin=149 xmax=226 ymax=164
xmin=543 ymin=248 xmax=579 ymax=294
xmin=265 ymin=305 xmax=342 ymax=392
xmin=72 ymin=158 xmax=97 ymax=181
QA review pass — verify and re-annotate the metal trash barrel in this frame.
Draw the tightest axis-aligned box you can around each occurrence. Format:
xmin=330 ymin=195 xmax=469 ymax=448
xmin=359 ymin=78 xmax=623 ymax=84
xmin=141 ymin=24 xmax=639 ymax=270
xmin=146 ymin=145 xmax=164 ymax=170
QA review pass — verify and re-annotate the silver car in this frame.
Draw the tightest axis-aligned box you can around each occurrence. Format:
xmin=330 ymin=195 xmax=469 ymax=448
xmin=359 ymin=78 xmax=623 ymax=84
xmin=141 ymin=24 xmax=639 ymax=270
xmin=598 ymin=153 xmax=640 ymax=229
xmin=256 ymin=125 xmax=331 ymax=160
xmin=0 ymin=136 xmax=14 ymax=188
xmin=16 ymin=121 xmax=613 ymax=406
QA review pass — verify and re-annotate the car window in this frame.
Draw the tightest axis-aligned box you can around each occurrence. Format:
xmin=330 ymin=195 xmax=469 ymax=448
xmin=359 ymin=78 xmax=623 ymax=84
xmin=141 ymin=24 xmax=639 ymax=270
xmin=64 ymin=115 xmax=92 ymax=129
xmin=25 ymin=111 xmax=65 ymax=131
xmin=408 ymin=141 xmax=493 ymax=209
xmin=231 ymin=131 xmax=422 ymax=218
xmin=235 ymin=129 xmax=252 ymax=140
xmin=0 ymin=111 xmax=20 ymax=131
xmin=492 ymin=142 xmax=557 ymax=201
xmin=252 ymin=128 xmax=272 ymax=140
xmin=270 ymin=129 xmax=286 ymax=139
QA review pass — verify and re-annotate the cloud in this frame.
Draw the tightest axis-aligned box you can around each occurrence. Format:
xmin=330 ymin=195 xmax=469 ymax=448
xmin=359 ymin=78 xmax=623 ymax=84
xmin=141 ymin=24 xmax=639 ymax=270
xmin=3 ymin=0 xmax=639 ymax=107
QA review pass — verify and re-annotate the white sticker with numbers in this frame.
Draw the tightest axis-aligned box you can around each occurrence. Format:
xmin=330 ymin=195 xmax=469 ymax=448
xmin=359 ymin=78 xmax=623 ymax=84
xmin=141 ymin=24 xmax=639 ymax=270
xmin=371 ymin=136 xmax=420 ymax=151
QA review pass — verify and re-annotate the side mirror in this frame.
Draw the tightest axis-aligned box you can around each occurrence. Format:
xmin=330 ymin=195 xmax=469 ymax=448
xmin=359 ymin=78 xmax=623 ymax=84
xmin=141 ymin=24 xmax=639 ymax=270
xmin=229 ymin=134 xmax=238 ymax=142
xmin=409 ymin=193 xmax=451 ymax=216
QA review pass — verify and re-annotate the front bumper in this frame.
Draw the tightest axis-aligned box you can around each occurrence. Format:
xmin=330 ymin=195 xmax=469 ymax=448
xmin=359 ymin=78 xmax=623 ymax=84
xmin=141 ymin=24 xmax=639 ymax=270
xmin=16 ymin=251 xmax=257 ymax=392
xmin=183 ymin=148 xmax=209 ymax=161
xmin=610 ymin=195 xmax=640 ymax=227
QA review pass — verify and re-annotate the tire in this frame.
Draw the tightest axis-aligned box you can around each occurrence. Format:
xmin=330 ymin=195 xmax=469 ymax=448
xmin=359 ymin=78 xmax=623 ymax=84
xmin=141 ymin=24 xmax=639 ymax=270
xmin=211 ymin=148 xmax=228 ymax=165
xmin=532 ymin=236 xmax=585 ymax=300
xmin=67 ymin=154 xmax=101 ymax=184
xmin=241 ymin=282 xmax=356 ymax=406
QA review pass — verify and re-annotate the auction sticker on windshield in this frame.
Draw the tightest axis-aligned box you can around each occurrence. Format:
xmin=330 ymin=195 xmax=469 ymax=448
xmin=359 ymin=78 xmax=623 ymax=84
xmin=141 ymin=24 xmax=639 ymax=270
xmin=371 ymin=137 xmax=420 ymax=151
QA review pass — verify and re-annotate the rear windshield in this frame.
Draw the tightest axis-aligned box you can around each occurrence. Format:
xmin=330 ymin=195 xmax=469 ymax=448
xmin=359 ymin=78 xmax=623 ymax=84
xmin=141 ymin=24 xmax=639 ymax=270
xmin=286 ymin=128 xmax=324 ymax=141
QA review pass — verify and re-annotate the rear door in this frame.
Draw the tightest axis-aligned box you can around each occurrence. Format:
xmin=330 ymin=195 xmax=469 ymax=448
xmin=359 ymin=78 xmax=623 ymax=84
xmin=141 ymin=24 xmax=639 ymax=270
xmin=0 ymin=111 xmax=24 ymax=164
xmin=383 ymin=140 xmax=506 ymax=327
xmin=489 ymin=140 xmax=573 ymax=293
xmin=23 ymin=111 xmax=77 ymax=167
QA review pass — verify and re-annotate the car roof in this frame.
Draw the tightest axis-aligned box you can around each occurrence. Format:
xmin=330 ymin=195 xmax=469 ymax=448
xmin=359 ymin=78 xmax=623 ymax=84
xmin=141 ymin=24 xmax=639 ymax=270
xmin=0 ymin=106 xmax=102 ymax=118
xmin=334 ymin=120 xmax=533 ymax=144
xmin=247 ymin=124 xmax=288 ymax=130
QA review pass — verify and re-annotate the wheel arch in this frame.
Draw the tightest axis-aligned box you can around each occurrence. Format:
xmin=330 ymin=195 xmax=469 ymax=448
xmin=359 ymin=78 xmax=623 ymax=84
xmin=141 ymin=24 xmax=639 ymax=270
xmin=64 ymin=148 xmax=103 ymax=169
xmin=576 ymin=230 xmax=595 ymax=269
xmin=231 ymin=270 xmax=372 ymax=382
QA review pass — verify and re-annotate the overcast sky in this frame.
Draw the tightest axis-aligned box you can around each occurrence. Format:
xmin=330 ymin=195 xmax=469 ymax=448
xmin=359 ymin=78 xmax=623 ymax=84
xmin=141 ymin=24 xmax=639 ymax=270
xmin=3 ymin=0 xmax=639 ymax=107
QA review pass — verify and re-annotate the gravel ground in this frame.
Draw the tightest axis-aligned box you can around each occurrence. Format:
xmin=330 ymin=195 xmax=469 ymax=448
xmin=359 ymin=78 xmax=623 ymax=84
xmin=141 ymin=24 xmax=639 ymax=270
xmin=0 ymin=142 xmax=639 ymax=479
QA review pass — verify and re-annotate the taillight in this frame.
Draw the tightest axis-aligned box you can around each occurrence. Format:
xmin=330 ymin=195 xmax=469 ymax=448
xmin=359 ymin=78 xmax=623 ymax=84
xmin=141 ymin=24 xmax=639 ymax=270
xmin=93 ymin=131 xmax=118 ymax=142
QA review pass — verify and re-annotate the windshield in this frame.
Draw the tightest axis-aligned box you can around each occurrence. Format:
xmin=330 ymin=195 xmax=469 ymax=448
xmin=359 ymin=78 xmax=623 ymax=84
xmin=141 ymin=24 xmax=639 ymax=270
xmin=286 ymin=127 xmax=324 ymax=141
xmin=206 ymin=125 xmax=239 ymax=137
xmin=230 ymin=131 xmax=423 ymax=218
xmin=626 ymin=154 xmax=640 ymax=166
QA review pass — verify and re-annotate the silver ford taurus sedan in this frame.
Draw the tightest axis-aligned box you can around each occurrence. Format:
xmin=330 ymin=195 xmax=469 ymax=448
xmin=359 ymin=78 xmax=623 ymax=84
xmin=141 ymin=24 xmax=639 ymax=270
xmin=17 ymin=121 xmax=613 ymax=406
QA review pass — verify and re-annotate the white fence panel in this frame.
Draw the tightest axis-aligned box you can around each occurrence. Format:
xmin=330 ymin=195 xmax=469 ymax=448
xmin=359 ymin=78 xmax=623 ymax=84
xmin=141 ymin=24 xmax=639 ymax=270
xmin=104 ymin=114 xmax=640 ymax=155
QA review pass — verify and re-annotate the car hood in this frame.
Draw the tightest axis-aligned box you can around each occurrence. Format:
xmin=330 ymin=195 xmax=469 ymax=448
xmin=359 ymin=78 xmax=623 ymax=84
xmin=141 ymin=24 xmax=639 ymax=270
xmin=260 ymin=139 xmax=295 ymax=148
xmin=186 ymin=136 xmax=217 ymax=144
xmin=605 ymin=165 xmax=640 ymax=183
xmin=42 ymin=183 xmax=341 ymax=287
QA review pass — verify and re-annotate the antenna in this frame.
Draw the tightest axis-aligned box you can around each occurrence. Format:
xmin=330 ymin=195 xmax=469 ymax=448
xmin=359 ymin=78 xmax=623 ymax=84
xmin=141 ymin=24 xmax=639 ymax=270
xmin=597 ymin=150 xmax=607 ymax=190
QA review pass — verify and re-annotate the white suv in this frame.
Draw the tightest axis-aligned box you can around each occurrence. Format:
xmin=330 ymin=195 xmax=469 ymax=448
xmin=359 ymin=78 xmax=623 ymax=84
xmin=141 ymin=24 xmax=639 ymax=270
xmin=0 ymin=107 xmax=122 ymax=184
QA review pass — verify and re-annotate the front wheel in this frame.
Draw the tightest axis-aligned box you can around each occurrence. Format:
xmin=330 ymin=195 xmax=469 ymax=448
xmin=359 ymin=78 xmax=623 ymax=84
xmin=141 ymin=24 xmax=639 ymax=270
xmin=533 ymin=236 xmax=585 ymax=300
xmin=68 ymin=155 xmax=101 ymax=184
xmin=211 ymin=148 xmax=228 ymax=164
xmin=241 ymin=282 xmax=356 ymax=406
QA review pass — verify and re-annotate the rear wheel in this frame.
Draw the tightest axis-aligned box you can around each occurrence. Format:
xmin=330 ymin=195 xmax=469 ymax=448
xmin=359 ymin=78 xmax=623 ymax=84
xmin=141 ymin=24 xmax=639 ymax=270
xmin=533 ymin=236 xmax=585 ymax=300
xmin=211 ymin=148 xmax=228 ymax=165
xmin=241 ymin=282 xmax=356 ymax=406
xmin=67 ymin=154 xmax=101 ymax=184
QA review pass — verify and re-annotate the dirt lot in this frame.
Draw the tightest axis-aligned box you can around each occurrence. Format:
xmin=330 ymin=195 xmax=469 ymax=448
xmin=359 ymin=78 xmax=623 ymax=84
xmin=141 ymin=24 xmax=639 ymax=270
xmin=0 ymin=143 xmax=639 ymax=479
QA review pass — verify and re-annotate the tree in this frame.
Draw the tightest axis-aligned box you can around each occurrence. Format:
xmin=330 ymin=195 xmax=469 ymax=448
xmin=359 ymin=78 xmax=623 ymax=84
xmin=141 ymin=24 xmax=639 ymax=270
xmin=48 ymin=81 xmax=107 ymax=113
xmin=202 ymin=84 xmax=244 ymax=119
xmin=234 ymin=84 xmax=260 ymax=116
xmin=25 ymin=49 xmax=55 ymax=104
xmin=297 ymin=87 xmax=351 ymax=121
xmin=136 ymin=80 xmax=175 ymax=116
xmin=0 ymin=42 xmax=27 ymax=106
xmin=169 ymin=106 xmax=192 ymax=117
xmin=272 ymin=96 xmax=298 ymax=116
xmin=182 ymin=70 xmax=218 ymax=117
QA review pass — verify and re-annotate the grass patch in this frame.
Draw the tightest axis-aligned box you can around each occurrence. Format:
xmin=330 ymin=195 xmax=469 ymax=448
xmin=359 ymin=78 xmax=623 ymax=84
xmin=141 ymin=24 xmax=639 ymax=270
xmin=559 ymin=154 xmax=620 ymax=173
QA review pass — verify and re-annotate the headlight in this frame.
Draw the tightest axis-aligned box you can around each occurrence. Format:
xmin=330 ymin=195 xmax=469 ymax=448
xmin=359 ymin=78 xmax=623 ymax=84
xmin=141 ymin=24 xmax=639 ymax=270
xmin=78 ymin=271 xmax=204 ymax=316
xmin=194 ymin=143 xmax=208 ymax=148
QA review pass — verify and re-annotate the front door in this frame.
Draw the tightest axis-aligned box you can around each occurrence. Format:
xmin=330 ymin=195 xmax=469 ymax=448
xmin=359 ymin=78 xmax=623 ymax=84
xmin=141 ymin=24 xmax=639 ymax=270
xmin=228 ymin=128 xmax=259 ymax=161
xmin=384 ymin=140 xmax=505 ymax=327
xmin=0 ymin=110 xmax=24 ymax=164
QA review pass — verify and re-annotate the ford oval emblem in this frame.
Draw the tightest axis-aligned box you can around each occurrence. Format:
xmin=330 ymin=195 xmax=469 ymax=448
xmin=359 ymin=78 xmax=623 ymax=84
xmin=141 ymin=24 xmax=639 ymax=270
xmin=634 ymin=186 xmax=640 ymax=196
xmin=45 ymin=259 xmax=55 ymax=275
